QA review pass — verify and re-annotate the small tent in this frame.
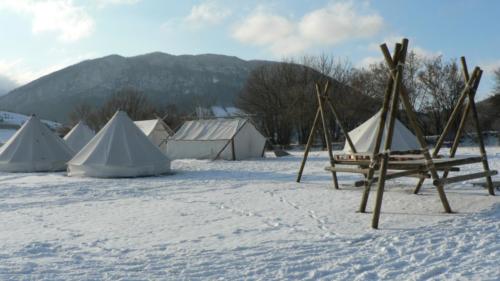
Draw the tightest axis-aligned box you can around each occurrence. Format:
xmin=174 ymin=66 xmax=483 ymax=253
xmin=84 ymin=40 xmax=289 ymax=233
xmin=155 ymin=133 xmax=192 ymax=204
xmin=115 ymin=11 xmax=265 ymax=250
xmin=64 ymin=121 xmax=95 ymax=153
xmin=0 ymin=115 xmax=74 ymax=172
xmin=67 ymin=111 xmax=171 ymax=178
xmin=343 ymin=110 xmax=420 ymax=153
xmin=166 ymin=118 xmax=267 ymax=160
xmin=134 ymin=118 xmax=173 ymax=153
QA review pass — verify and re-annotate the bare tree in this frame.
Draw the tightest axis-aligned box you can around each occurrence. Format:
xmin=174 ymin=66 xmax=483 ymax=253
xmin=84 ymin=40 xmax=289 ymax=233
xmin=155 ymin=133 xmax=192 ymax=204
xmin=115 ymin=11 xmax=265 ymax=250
xmin=68 ymin=88 xmax=158 ymax=130
xmin=418 ymin=56 xmax=464 ymax=135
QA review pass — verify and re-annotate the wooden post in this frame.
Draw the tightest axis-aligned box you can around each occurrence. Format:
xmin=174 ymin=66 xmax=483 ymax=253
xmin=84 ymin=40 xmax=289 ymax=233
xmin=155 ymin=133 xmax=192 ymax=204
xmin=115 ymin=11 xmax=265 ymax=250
xmin=296 ymin=108 xmax=321 ymax=182
xmin=413 ymin=177 xmax=425 ymax=194
xmin=358 ymin=43 xmax=401 ymax=213
xmin=441 ymin=57 xmax=478 ymax=179
xmin=380 ymin=40 xmax=452 ymax=215
xmin=466 ymin=71 xmax=495 ymax=195
xmin=325 ymin=99 xmax=357 ymax=153
xmin=231 ymin=139 xmax=236 ymax=160
xmin=433 ymin=67 xmax=480 ymax=157
xmin=372 ymin=54 xmax=404 ymax=229
xmin=316 ymin=82 xmax=339 ymax=189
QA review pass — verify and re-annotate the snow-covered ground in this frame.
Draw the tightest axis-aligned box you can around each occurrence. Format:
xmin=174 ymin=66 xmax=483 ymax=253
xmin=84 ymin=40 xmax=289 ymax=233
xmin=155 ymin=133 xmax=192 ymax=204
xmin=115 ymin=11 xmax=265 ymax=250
xmin=0 ymin=111 xmax=60 ymax=129
xmin=0 ymin=147 xmax=498 ymax=280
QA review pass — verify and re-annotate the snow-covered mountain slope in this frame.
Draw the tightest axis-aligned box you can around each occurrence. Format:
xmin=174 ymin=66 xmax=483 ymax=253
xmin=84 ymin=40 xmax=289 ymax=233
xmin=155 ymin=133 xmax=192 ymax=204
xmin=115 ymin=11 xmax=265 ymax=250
xmin=0 ymin=53 xmax=271 ymax=122
xmin=0 ymin=147 xmax=498 ymax=279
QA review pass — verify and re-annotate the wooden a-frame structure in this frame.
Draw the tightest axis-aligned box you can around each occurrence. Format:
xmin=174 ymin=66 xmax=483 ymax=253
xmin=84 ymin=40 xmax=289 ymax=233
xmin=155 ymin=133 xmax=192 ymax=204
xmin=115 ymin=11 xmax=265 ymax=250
xmin=297 ymin=38 xmax=497 ymax=229
xmin=296 ymin=80 xmax=357 ymax=189
xmin=412 ymin=57 xmax=496 ymax=195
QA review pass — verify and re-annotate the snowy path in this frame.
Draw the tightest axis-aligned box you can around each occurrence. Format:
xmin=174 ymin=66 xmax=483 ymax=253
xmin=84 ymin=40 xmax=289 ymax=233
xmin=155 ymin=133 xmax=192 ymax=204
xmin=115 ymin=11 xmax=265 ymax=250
xmin=0 ymin=148 xmax=498 ymax=280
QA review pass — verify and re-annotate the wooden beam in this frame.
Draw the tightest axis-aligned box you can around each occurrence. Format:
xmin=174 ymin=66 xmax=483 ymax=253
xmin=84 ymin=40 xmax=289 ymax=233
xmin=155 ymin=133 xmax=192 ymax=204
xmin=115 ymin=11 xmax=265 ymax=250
xmin=325 ymin=166 xmax=370 ymax=174
xmin=434 ymin=170 xmax=498 ymax=186
xmin=325 ymin=98 xmax=357 ymax=153
xmin=466 ymin=71 xmax=496 ymax=195
xmin=433 ymin=67 xmax=480 ymax=156
xmin=316 ymin=82 xmax=339 ymax=189
xmin=296 ymin=107 xmax=321 ymax=182
xmin=380 ymin=41 xmax=452 ymax=215
xmin=358 ymin=42 xmax=402 ymax=213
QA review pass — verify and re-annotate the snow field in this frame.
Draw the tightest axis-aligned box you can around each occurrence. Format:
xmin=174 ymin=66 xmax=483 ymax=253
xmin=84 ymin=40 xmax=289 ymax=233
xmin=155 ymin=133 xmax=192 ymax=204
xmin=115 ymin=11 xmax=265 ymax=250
xmin=0 ymin=147 xmax=498 ymax=280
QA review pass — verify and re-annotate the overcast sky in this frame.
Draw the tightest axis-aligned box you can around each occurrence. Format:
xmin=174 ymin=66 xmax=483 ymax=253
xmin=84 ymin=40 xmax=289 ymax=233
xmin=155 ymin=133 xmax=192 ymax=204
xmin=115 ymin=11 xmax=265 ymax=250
xmin=0 ymin=0 xmax=499 ymax=98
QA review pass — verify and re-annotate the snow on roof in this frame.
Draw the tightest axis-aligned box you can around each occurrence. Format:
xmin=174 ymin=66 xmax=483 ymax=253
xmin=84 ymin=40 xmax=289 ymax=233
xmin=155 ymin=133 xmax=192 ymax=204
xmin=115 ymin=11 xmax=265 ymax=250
xmin=210 ymin=106 xmax=245 ymax=118
xmin=172 ymin=118 xmax=248 ymax=141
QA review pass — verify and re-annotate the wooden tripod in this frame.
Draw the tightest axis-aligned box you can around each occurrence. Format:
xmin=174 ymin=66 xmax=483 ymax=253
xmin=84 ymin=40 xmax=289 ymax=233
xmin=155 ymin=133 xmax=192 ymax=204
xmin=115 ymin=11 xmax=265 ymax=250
xmin=296 ymin=80 xmax=357 ymax=188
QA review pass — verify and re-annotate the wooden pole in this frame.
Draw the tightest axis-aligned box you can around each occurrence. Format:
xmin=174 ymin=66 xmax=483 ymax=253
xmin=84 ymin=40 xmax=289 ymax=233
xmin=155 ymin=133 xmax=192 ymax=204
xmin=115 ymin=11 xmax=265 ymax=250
xmin=358 ymin=43 xmax=401 ymax=213
xmin=433 ymin=67 xmax=480 ymax=157
xmin=413 ymin=176 xmax=426 ymax=194
xmin=296 ymin=107 xmax=321 ymax=182
xmin=466 ymin=71 xmax=495 ymax=195
xmin=441 ymin=57 xmax=479 ymax=179
xmin=372 ymin=52 xmax=404 ymax=229
xmin=380 ymin=40 xmax=452 ymax=215
xmin=316 ymin=82 xmax=339 ymax=189
xmin=325 ymin=98 xmax=357 ymax=153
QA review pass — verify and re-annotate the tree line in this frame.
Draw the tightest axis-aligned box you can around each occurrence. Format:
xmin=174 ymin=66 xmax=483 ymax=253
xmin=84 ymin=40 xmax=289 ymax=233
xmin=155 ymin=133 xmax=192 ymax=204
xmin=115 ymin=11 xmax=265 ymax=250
xmin=237 ymin=53 xmax=500 ymax=146
xmin=68 ymin=54 xmax=500 ymax=146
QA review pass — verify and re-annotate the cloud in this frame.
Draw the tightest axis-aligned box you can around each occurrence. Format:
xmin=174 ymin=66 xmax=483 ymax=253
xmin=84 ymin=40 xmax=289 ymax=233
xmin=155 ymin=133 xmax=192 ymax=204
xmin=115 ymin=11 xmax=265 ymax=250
xmin=95 ymin=0 xmax=141 ymax=8
xmin=232 ymin=1 xmax=383 ymax=56
xmin=358 ymin=36 xmax=443 ymax=68
xmin=184 ymin=0 xmax=231 ymax=28
xmin=481 ymin=59 xmax=500 ymax=74
xmin=0 ymin=0 xmax=94 ymax=42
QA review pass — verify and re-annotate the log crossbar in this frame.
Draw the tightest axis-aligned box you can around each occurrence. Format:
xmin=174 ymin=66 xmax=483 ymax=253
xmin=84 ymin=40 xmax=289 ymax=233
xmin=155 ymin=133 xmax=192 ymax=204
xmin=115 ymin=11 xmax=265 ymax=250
xmin=434 ymin=170 xmax=498 ymax=186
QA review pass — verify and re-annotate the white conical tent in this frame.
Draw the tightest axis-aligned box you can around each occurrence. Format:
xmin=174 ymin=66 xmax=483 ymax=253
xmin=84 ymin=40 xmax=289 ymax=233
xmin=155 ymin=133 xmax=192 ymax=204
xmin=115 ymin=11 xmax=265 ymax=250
xmin=166 ymin=118 xmax=267 ymax=160
xmin=343 ymin=110 xmax=420 ymax=153
xmin=68 ymin=111 xmax=171 ymax=178
xmin=134 ymin=118 xmax=173 ymax=154
xmin=64 ymin=121 xmax=95 ymax=153
xmin=0 ymin=115 xmax=74 ymax=172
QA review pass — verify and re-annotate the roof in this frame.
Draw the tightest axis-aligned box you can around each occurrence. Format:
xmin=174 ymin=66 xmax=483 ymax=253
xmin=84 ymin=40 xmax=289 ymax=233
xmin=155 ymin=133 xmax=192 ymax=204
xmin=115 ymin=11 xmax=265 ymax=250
xmin=343 ymin=110 xmax=420 ymax=153
xmin=171 ymin=118 xmax=248 ymax=141
xmin=134 ymin=118 xmax=173 ymax=136
xmin=64 ymin=121 xmax=95 ymax=152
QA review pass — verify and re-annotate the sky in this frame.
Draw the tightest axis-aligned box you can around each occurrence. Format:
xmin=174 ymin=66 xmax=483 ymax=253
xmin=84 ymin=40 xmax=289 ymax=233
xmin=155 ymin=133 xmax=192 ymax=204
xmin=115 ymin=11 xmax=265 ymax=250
xmin=0 ymin=0 xmax=499 ymax=99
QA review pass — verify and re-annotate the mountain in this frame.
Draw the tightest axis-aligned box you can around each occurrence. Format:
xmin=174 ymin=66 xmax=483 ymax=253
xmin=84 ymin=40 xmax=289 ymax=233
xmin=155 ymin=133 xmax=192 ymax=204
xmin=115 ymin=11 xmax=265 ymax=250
xmin=0 ymin=53 xmax=271 ymax=122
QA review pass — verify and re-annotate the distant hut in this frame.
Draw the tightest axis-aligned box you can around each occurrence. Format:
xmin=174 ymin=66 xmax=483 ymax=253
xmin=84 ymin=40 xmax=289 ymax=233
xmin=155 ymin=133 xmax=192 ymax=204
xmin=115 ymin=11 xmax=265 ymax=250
xmin=167 ymin=118 xmax=267 ymax=160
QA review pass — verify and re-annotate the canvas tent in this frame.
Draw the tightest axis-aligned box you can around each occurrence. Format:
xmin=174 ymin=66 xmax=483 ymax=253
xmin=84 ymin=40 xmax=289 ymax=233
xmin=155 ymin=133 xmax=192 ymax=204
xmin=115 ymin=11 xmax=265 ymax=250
xmin=343 ymin=110 xmax=420 ymax=153
xmin=134 ymin=118 xmax=173 ymax=153
xmin=0 ymin=115 xmax=74 ymax=172
xmin=64 ymin=121 xmax=95 ymax=153
xmin=67 ymin=111 xmax=171 ymax=178
xmin=166 ymin=118 xmax=267 ymax=160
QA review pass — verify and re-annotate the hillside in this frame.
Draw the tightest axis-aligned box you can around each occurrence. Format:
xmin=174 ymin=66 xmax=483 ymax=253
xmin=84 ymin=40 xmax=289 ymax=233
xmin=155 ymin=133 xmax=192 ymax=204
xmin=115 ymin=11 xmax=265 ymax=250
xmin=0 ymin=53 xmax=271 ymax=122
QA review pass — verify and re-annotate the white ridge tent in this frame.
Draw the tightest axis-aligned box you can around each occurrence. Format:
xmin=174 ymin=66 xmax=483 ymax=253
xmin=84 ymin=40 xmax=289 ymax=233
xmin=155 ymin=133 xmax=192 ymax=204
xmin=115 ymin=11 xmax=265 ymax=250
xmin=0 ymin=115 xmax=74 ymax=172
xmin=343 ymin=110 xmax=420 ymax=153
xmin=68 ymin=111 xmax=171 ymax=178
xmin=134 ymin=118 xmax=173 ymax=153
xmin=166 ymin=118 xmax=267 ymax=160
xmin=64 ymin=121 xmax=95 ymax=153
